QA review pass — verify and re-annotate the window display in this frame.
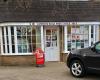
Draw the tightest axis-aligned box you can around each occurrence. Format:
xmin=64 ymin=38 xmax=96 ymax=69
xmin=1 ymin=26 xmax=41 ymax=54
xmin=67 ymin=25 xmax=89 ymax=51
xmin=17 ymin=26 xmax=41 ymax=53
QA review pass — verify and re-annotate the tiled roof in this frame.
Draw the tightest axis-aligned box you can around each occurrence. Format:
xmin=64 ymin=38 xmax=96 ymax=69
xmin=0 ymin=0 xmax=100 ymax=22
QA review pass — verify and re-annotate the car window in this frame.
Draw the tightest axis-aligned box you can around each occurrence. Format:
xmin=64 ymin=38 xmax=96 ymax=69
xmin=95 ymin=43 xmax=100 ymax=51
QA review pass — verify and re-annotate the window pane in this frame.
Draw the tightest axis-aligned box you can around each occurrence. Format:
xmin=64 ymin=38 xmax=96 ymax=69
xmin=91 ymin=25 xmax=93 ymax=33
xmin=11 ymin=27 xmax=14 ymax=35
xmin=22 ymin=27 xmax=27 ymax=35
xmin=36 ymin=43 xmax=41 ymax=48
xmin=46 ymin=29 xmax=51 ymax=35
xmin=6 ymin=27 xmax=8 ymax=35
xmin=27 ymin=26 xmax=32 ymax=35
xmin=17 ymin=26 xmax=23 ymax=53
xmin=36 ymin=36 xmax=41 ymax=44
xmin=7 ymin=45 xmax=9 ymax=53
xmin=18 ymin=45 xmax=23 ymax=53
xmin=13 ymin=26 xmax=41 ymax=53
xmin=32 ymin=43 xmax=36 ymax=51
xmin=27 ymin=36 xmax=32 ymax=43
xmin=67 ymin=25 xmax=71 ymax=34
xmin=6 ymin=36 xmax=9 ymax=45
xmin=11 ymin=36 xmax=15 ymax=44
xmin=32 ymin=36 xmax=36 ymax=44
xmin=22 ymin=45 xmax=27 ymax=53
xmin=3 ymin=45 xmax=5 ymax=53
xmin=28 ymin=44 xmax=32 ymax=52
xmin=12 ymin=45 xmax=15 ymax=53
xmin=84 ymin=26 xmax=89 ymax=34
xmin=2 ymin=36 xmax=5 ymax=44
xmin=17 ymin=27 xmax=21 ymax=35
xmin=11 ymin=26 xmax=15 ymax=52
xmin=36 ymin=26 xmax=41 ymax=48
xmin=67 ymin=25 xmax=89 ymax=51
xmin=32 ymin=27 xmax=36 ymax=36
xmin=22 ymin=36 xmax=27 ymax=45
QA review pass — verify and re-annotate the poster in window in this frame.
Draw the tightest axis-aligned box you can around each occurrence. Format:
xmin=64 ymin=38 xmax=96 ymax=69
xmin=72 ymin=35 xmax=80 ymax=40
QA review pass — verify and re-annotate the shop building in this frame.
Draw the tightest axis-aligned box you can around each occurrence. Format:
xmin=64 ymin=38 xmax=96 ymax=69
xmin=0 ymin=0 xmax=100 ymax=65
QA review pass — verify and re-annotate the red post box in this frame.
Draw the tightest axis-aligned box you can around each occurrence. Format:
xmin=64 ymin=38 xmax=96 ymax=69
xmin=34 ymin=48 xmax=45 ymax=67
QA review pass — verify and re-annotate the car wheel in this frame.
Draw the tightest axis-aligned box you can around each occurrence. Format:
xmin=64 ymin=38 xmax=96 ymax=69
xmin=70 ymin=60 xmax=85 ymax=77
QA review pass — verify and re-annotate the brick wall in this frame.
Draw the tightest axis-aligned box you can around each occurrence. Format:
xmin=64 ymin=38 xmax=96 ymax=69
xmin=60 ymin=53 xmax=68 ymax=62
xmin=0 ymin=55 xmax=36 ymax=66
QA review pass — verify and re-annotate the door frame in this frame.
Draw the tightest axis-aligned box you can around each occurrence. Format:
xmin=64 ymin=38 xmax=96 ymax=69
xmin=44 ymin=26 xmax=60 ymax=61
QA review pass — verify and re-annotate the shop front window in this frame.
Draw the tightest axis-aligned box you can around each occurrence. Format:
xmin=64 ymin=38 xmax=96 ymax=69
xmin=17 ymin=26 xmax=41 ymax=53
xmin=67 ymin=25 xmax=89 ymax=51
xmin=1 ymin=25 xmax=41 ymax=54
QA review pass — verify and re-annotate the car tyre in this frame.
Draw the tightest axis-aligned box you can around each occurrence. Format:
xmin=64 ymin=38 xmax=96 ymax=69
xmin=70 ymin=60 xmax=85 ymax=77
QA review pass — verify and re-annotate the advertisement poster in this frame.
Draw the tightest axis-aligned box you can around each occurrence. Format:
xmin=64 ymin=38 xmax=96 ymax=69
xmin=72 ymin=35 xmax=80 ymax=40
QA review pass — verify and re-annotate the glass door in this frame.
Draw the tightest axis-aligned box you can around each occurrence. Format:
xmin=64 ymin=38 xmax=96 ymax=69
xmin=45 ymin=27 xmax=60 ymax=61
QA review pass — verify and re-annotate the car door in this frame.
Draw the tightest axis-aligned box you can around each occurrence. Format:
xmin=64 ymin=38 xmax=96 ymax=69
xmin=85 ymin=41 xmax=100 ymax=69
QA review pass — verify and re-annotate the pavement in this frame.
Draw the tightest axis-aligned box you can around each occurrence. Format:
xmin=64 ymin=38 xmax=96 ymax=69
xmin=0 ymin=62 xmax=99 ymax=80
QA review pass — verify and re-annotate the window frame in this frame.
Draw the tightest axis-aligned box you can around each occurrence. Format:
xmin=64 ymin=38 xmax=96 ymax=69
xmin=0 ymin=23 xmax=42 ymax=55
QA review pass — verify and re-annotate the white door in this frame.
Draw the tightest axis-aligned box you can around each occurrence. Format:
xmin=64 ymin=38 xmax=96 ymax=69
xmin=45 ymin=27 xmax=60 ymax=61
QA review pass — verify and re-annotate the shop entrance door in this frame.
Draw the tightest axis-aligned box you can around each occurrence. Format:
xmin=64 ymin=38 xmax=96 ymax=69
xmin=45 ymin=27 xmax=60 ymax=61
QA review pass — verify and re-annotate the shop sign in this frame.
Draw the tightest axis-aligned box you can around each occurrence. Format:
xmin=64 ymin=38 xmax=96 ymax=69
xmin=33 ymin=22 xmax=68 ymax=25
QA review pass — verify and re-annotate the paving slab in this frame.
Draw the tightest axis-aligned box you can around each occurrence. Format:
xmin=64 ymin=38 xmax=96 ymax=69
xmin=0 ymin=62 xmax=99 ymax=80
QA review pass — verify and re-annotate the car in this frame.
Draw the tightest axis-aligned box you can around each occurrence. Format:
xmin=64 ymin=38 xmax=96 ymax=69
xmin=66 ymin=41 xmax=100 ymax=77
